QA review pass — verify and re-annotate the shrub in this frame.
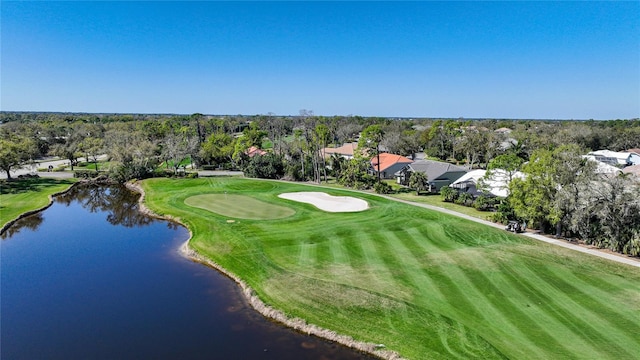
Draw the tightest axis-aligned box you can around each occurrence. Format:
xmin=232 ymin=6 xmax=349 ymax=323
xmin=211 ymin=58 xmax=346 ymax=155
xmin=473 ymin=194 xmax=497 ymax=211
xmin=454 ymin=192 xmax=474 ymax=206
xmin=74 ymin=170 xmax=100 ymax=179
xmin=440 ymin=186 xmax=458 ymax=202
xmin=374 ymin=181 xmax=393 ymax=194
xmin=488 ymin=199 xmax=516 ymax=224
xmin=153 ymin=168 xmax=175 ymax=178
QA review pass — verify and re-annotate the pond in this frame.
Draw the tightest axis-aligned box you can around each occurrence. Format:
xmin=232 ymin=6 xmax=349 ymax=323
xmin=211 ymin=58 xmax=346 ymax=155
xmin=1 ymin=185 xmax=375 ymax=360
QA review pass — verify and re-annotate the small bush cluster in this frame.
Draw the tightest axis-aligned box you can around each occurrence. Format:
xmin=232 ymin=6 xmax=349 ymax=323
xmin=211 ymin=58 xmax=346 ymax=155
xmin=74 ymin=170 xmax=100 ymax=179
xmin=440 ymin=187 xmax=502 ymax=214
xmin=374 ymin=181 xmax=393 ymax=194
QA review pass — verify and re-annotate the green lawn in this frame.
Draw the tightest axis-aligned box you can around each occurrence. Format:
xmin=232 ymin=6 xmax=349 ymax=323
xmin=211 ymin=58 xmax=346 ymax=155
xmin=0 ymin=178 xmax=77 ymax=229
xmin=389 ymin=192 xmax=490 ymax=219
xmin=142 ymin=177 xmax=640 ymax=360
xmin=184 ymin=193 xmax=295 ymax=220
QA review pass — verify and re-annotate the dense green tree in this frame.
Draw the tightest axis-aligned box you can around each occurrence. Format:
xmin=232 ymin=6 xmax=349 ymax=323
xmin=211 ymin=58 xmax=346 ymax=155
xmin=242 ymin=153 xmax=284 ymax=179
xmin=200 ymin=131 xmax=235 ymax=167
xmin=242 ymin=122 xmax=268 ymax=148
xmin=422 ymin=120 xmax=461 ymax=160
xmin=508 ymin=148 xmax=558 ymax=231
xmin=509 ymin=145 xmax=592 ymax=233
xmin=0 ymin=135 xmax=38 ymax=179
xmin=338 ymin=157 xmax=376 ymax=190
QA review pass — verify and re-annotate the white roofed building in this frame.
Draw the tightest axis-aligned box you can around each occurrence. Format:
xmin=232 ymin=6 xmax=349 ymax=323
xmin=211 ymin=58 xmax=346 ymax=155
xmin=588 ymin=150 xmax=639 ymax=167
xmin=583 ymin=155 xmax=623 ymax=175
xmin=450 ymin=169 xmax=525 ymax=198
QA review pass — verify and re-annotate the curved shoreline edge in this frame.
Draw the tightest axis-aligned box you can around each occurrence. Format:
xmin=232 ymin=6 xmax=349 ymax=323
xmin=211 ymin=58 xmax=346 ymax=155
xmin=0 ymin=181 xmax=80 ymax=236
xmin=124 ymin=180 xmax=404 ymax=360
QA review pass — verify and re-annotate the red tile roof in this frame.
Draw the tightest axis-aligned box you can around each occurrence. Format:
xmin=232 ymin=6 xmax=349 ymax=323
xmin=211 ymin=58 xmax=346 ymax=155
xmin=246 ymin=146 xmax=267 ymax=157
xmin=371 ymin=153 xmax=413 ymax=172
xmin=622 ymin=164 xmax=640 ymax=177
xmin=322 ymin=142 xmax=358 ymax=157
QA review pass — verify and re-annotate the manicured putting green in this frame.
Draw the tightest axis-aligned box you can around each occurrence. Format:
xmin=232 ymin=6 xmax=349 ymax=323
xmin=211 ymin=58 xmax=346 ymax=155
xmin=184 ymin=194 xmax=295 ymax=220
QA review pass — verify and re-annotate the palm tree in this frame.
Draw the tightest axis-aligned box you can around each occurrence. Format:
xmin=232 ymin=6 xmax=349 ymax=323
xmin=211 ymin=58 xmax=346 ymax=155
xmin=408 ymin=171 xmax=429 ymax=195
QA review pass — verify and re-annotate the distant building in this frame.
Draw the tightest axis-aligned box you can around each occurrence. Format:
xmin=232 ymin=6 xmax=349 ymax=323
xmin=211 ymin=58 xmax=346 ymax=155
xmin=450 ymin=169 xmax=525 ymax=198
xmin=370 ymin=153 xmax=413 ymax=179
xmin=588 ymin=150 xmax=639 ymax=167
xmin=396 ymin=160 xmax=468 ymax=193
xmin=622 ymin=164 xmax=640 ymax=180
xmin=582 ymin=155 xmax=622 ymax=175
xmin=245 ymin=146 xmax=267 ymax=157
xmin=494 ymin=127 xmax=513 ymax=135
xmin=626 ymin=149 xmax=640 ymax=163
xmin=321 ymin=142 xmax=359 ymax=159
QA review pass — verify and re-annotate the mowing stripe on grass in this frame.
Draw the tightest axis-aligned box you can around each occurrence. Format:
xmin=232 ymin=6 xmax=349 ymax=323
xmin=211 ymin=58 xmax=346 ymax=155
xmin=498 ymin=259 xmax=637 ymax=358
xmin=142 ymin=178 xmax=640 ymax=360
xmin=465 ymin=253 xmax=605 ymax=358
xmin=558 ymin=270 xmax=640 ymax=334
xmin=415 ymin=228 xmax=548 ymax=358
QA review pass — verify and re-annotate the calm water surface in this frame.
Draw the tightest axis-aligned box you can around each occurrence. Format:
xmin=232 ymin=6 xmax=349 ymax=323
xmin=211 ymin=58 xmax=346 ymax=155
xmin=1 ymin=185 xmax=375 ymax=360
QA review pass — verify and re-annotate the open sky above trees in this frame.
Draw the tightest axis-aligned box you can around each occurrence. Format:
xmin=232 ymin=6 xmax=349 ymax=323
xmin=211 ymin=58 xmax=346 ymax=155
xmin=1 ymin=1 xmax=639 ymax=119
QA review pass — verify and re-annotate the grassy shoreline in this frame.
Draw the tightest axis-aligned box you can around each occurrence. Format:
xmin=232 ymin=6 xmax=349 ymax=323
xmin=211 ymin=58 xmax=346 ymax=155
xmin=0 ymin=177 xmax=78 ymax=234
xmin=140 ymin=177 xmax=640 ymax=360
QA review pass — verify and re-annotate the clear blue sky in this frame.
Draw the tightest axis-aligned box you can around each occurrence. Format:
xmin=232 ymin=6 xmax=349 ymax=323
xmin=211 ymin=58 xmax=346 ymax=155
xmin=2 ymin=1 xmax=639 ymax=119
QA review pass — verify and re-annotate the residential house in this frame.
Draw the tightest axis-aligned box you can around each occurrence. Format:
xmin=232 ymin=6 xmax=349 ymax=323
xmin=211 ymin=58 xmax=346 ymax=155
xmin=583 ymin=155 xmax=622 ymax=175
xmin=588 ymin=150 xmax=640 ymax=167
xmin=626 ymin=149 xmax=640 ymax=165
xmin=622 ymin=164 xmax=640 ymax=180
xmin=370 ymin=153 xmax=413 ymax=179
xmin=396 ymin=160 xmax=468 ymax=193
xmin=450 ymin=170 xmax=487 ymax=196
xmin=321 ymin=142 xmax=359 ymax=160
xmin=245 ymin=146 xmax=267 ymax=157
xmin=450 ymin=169 xmax=525 ymax=198
xmin=494 ymin=127 xmax=513 ymax=135
xmin=627 ymin=148 xmax=640 ymax=156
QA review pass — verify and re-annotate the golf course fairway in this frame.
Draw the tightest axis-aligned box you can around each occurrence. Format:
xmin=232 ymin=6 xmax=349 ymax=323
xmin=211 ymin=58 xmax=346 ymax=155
xmin=141 ymin=177 xmax=640 ymax=360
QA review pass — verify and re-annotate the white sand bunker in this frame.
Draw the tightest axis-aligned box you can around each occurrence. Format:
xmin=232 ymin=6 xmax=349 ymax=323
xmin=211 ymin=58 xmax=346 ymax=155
xmin=278 ymin=192 xmax=368 ymax=212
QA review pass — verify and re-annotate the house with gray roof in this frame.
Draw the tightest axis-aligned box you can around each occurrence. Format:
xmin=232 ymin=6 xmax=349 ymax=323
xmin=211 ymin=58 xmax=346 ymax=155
xmin=396 ymin=160 xmax=468 ymax=193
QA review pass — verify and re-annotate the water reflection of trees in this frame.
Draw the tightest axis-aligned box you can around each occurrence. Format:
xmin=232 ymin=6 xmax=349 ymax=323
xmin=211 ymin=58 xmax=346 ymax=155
xmin=1 ymin=213 xmax=44 ymax=239
xmin=57 ymin=185 xmax=156 ymax=228
xmin=3 ymin=185 xmax=177 ymax=238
